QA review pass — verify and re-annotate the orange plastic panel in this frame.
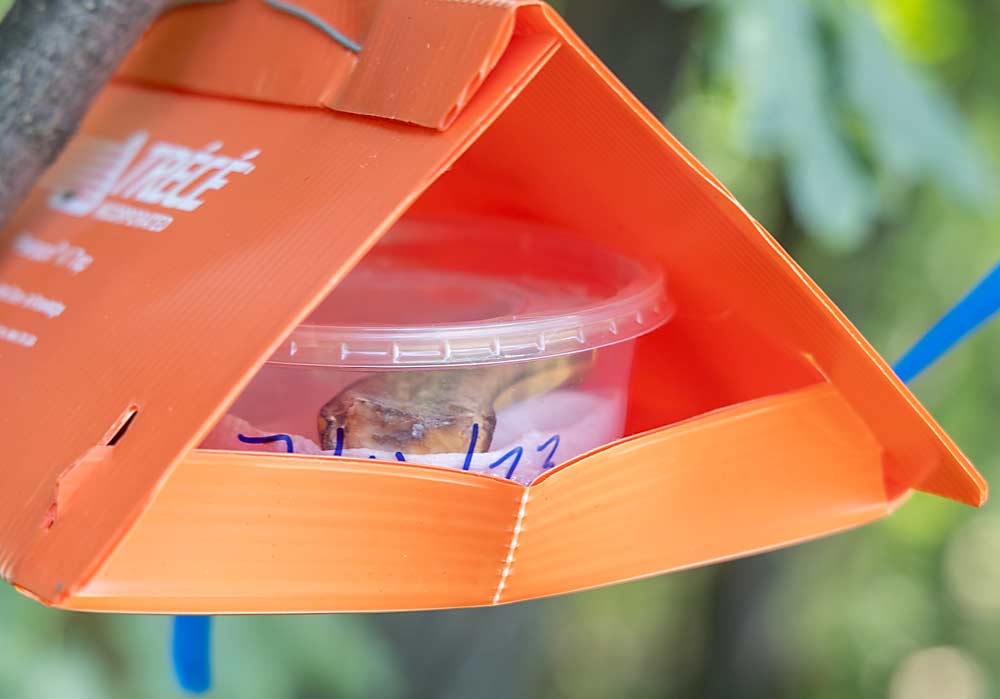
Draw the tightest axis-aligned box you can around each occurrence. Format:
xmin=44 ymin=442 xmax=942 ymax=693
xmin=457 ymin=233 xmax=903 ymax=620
xmin=0 ymin=26 xmax=557 ymax=605
xmin=61 ymin=383 xmax=888 ymax=612
xmin=62 ymin=452 xmax=524 ymax=614
xmin=503 ymin=384 xmax=890 ymax=603
xmin=121 ymin=0 xmax=520 ymax=129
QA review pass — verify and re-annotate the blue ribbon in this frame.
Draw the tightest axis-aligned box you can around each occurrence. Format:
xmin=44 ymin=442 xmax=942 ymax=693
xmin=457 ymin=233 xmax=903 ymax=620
xmin=894 ymin=262 xmax=1000 ymax=382
xmin=172 ymin=616 xmax=212 ymax=693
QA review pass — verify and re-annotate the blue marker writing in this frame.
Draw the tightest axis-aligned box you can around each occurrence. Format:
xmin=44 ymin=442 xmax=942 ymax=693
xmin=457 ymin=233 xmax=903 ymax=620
xmin=489 ymin=446 xmax=523 ymax=480
xmin=462 ymin=423 xmax=479 ymax=470
xmin=237 ymin=432 xmax=294 ymax=454
xmin=537 ymin=434 xmax=560 ymax=469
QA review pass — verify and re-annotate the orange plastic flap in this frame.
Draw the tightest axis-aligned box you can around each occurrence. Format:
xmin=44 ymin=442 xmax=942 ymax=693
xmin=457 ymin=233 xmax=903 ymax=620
xmin=503 ymin=383 xmax=890 ymax=604
xmin=0 ymin=25 xmax=558 ymax=605
xmin=62 ymin=451 xmax=526 ymax=613
xmin=120 ymin=0 xmax=521 ymax=129
xmin=58 ymin=383 xmax=890 ymax=613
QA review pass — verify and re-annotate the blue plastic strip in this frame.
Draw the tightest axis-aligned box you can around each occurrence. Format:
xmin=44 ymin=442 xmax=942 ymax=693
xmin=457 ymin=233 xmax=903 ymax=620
xmin=172 ymin=616 xmax=212 ymax=693
xmin=893 ymin=262 xmax=1000 ymax=383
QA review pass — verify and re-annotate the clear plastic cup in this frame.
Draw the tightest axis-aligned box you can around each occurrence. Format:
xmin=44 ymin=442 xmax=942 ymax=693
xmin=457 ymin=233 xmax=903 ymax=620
xmin=202 ymin=217 xmax=672 ymax=485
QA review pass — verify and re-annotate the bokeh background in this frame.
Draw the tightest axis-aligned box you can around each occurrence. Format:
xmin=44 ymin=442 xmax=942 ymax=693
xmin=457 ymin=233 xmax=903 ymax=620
xmin=1 ymin=0 xmax=998 ymax=697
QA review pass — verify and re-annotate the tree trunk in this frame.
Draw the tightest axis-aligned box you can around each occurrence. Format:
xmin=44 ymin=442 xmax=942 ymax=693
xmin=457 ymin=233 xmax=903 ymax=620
xmin=0 ymin=0 xmax=166 ymax=227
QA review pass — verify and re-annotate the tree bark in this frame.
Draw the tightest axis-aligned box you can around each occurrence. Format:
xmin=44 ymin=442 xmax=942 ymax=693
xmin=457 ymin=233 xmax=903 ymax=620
xmin=0 ymin=0 xmax=166 ymax=227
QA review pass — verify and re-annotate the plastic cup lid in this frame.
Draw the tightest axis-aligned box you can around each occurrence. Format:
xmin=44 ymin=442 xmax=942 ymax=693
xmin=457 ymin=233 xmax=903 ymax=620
xmin=268 ymin=217 xmax=673 ymax=368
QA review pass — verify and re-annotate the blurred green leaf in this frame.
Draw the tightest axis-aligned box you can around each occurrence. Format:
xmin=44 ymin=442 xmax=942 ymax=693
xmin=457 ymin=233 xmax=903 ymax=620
xmin=722 ymin=0 xmax=876 ymax=250
xmin=871 ymin=0 xmax=969 ymax=65
xmin=837 ymin=4 xmax=992 ymax=207
xmin=700 ymin=0 xmax=991 ymax=250
xmin=16 ymin=649 xmax=114 ymax=699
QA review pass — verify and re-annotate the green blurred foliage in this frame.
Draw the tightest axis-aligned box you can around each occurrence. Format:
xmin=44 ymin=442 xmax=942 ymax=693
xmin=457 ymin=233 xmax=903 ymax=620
xmin=1 ymin=0 xmax=999 ymax=697
xmin=663 ymin=1 xmax=1000 ymax=697
xmin=669 ymin=0 xmax=991 ymax=251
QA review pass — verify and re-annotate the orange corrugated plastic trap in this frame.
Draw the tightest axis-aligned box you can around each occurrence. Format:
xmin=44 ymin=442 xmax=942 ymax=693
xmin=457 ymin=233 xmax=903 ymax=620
xmin=0 ymin=0 xmax=986 ymax=626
